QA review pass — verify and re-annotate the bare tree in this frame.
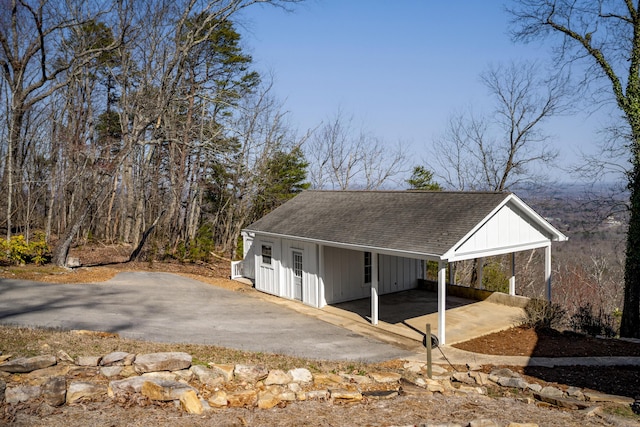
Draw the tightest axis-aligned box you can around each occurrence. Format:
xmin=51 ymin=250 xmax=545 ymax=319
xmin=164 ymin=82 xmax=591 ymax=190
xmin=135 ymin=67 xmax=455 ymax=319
xmin=430 ymin=61 xmax=567 ymax=192
xmin=306 ymin=111 xmax=408 ymax=190
xmin=509 ymin=0 xmax=640 ymax=338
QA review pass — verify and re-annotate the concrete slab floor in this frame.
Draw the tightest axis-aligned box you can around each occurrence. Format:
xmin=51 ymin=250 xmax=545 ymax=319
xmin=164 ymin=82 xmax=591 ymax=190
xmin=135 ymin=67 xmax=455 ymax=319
xmin=330 ymin=289 xmax=525 ymax=345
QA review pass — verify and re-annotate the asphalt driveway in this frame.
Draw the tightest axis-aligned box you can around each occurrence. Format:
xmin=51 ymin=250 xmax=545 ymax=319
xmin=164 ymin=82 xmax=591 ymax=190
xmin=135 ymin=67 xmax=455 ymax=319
xmin=0 ymin=272 xmax=411 ymax=362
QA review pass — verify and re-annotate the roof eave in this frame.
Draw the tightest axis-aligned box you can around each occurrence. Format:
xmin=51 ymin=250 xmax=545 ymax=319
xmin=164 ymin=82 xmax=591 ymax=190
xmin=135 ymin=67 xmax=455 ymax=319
xmin=243 ymin=229 xmax=444 ymax=261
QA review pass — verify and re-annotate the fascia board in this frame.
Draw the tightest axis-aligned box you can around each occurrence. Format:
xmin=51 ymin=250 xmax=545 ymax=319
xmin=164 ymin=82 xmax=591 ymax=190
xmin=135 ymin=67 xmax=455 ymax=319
xmin=246 ymin=230 xmax=443 ymax=261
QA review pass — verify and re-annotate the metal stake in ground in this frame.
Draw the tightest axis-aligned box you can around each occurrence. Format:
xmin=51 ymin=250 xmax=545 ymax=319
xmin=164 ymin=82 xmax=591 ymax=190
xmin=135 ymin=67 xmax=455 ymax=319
xmin=426 ymin=323 xmax=432 ymax=379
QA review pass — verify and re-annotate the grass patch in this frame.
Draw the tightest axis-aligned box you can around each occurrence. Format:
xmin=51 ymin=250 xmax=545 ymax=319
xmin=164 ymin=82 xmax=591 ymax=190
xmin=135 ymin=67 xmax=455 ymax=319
xmin=0 ymin=325 xmax=375 ymax=374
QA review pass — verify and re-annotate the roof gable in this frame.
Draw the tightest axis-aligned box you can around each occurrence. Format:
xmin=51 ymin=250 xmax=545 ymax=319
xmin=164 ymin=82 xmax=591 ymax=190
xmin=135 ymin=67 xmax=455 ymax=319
xmin=245 ymin=191 xmax=567 ymax=259
xmin=444 ymin=194 xmax=567 ymax=261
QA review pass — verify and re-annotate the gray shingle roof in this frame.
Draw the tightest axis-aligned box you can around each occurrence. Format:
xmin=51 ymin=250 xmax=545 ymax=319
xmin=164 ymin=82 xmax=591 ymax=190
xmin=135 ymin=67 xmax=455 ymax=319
xmin=245 ymin=190 xmax=512 ymax=256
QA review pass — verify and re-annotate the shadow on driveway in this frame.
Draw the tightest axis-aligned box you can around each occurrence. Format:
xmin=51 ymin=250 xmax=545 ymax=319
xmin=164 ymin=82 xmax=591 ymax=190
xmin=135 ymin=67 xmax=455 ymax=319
xmin=0 ymin=272 xmax=412 ymax=362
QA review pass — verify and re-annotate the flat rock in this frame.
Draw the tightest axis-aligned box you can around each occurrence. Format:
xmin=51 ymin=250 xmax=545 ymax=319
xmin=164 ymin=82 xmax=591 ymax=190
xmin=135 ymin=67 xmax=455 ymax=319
xmin=142 ymin=371 xmax=177 ymax=381
xmin=533 ymin=392 xmax=590 ymax=410
xmin=330 ymin=388 xmax=363 ymax=401
xmin=415 ymin=377 xmax=445 ymax=393
xmin=527 ymin=383 xmax=542 ymax=393
xmin=101 ymin=352 xmax=133 ymax=366
xmin=265 ymin=369 xmax=292 ymax=386
xmin=540 ymin=386 xmax=564 ymax=398
xmin=208 ymin=390 xmax=228 ymax=407
xmin=108 ymin=376 xmax=148 ymax=397
xmin=497 ymin=377 xmax=529 ymax=389
xmin=141 ymin=380 xmax=195 ymax=401
xmin=134 ymin=352 xmax=191 ymax=373
xmin=27 ymin=364 xmax=70 ymax=379
xmin=234 ymin=364 xmax=268 ymax=383
xmin=288 ymin=368 xmax=312 ymax=383
xmin=209 ymin=363 xmax=234 ymax=382
xmin=76 ymin=356 xmax=101 ymax=367
xmin=191 ymin=365 xmax=224 ymax=387
xmin=313 ymin=373 xmax=343 ymax=386
xmin=0 ymin=355 xmax=57 ymax=373
xmin=5 ymin=385 xmax=41 ymax=404
xmin=341 ymin=373 xmax=372 ymax=385
xmin=583 ymin=391 xmax=634 ymax=404
xmin=100 ymin=366 xmax=123 ymax=378
xmin=452 ymin=372 xmax=476 ymax=385
xmin=370 ymin=372 xmax=402 ymax=383
xmin=174 ymin=369 xmax=193 ymax=382
xmin=257 ymin=390 xmax=281 ymax=409
xmin=66 ymin=381 xmax=105 ymax=404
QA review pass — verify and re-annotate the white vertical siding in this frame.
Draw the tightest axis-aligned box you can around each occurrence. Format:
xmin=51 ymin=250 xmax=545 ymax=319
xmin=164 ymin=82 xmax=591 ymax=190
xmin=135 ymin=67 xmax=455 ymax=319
xmin=378 ymin=254 xmax=419 ymax=295
xmin=242 ymin=233 xmax=256 ymax=280
xmin=323 ymin=247 xmax=422 ymax=304
xmin=252 ymin=234 xmax=424 ymax=307
xmin=254 ymin=236 xmax=280 ymax=296
xmin=455 ymin=204 xmax=548 ymax=258
xmin=323 ymin=247 xmax=370 ymax=304
xmin=280 ymin=239 xmax=319 ymax=307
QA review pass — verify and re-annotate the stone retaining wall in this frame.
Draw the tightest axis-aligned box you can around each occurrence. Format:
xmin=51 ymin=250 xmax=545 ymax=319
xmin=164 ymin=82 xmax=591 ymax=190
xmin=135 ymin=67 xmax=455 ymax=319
xmin=0 ymin=350 xmax=633 ymax=425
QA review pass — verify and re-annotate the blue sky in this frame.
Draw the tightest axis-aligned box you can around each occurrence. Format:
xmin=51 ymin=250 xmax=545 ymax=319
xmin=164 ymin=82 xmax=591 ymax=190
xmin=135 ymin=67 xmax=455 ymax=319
xmin=238 ymin=1 xmax=613 ymax=184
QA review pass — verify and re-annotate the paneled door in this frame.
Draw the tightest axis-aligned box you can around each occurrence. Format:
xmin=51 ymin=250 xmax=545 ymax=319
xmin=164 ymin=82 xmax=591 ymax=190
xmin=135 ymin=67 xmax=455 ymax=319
xmin=292 ymin=251 xmax=303 ymax=301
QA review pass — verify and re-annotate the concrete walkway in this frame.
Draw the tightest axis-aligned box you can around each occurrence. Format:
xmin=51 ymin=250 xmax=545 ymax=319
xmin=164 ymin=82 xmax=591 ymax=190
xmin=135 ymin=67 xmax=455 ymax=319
xmin=253 ymin=289 xmax=640 ymax=368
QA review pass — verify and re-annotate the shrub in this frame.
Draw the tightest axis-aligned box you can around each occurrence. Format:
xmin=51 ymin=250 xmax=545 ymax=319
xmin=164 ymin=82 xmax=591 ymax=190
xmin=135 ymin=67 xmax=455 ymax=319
xmin=0 ymin=233 xmax=51 ymax=265
xmin=520 ymin=298 xmax=567 ymax=330
xmin=569 ymin=303 xmax=618 ymax=337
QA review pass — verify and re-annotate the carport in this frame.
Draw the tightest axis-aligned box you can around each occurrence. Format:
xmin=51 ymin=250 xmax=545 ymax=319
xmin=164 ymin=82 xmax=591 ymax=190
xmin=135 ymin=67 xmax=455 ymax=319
xmin=238 ymin=190 xmax=568 ymax=345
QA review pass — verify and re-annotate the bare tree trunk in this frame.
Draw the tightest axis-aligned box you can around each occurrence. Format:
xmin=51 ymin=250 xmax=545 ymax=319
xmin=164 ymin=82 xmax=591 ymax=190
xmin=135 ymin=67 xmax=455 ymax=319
xmin=129 ymin=209 xmax=165 ymax=262
xmin=51 ymin=203 xmax=92 ymax=267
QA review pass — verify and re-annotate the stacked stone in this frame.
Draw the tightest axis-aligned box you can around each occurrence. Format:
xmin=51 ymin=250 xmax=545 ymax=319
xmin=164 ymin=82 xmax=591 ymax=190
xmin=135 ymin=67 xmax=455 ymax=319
xmin=0 ymin=351 xmax=633 ymax=418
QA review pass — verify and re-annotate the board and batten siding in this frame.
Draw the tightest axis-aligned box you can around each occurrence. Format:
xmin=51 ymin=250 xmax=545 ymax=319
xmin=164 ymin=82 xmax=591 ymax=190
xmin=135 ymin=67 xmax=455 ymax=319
xmin=453 ymin=203 xmax=550 ymax=261
xmin=252 ymin=235 xmax=320 ymax=307
xmin=241 ymin=232 xmax=256 ymax=280
xmin=322 ymin=247 xmax=424 ymax=305
xmin=254 ymin=236 xmax=281 ymax=296
xmin=378 ymin=254 xmax=422 ymax=295
xmin=323 ymin=246 xmax=370 ymax=304
xmin=279 ymin=239 xmax=319 ymax=307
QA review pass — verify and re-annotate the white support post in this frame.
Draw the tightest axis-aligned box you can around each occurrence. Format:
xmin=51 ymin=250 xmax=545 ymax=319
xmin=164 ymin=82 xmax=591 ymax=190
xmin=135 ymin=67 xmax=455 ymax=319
xmin=371 ymin=251 xmax=379 ymax=325
xmin=545 ymin=244 xmax=552 ymax=301
xmin=437 ymin=260 xmax=447 ymax=345
xmin=448 ymin=262 xmax=455 ymax=285
xmin=477 ymin=257 xmax=484 ymax=289
xmin=318 ymin=244 xmax=325 ymax=308
xmin=509 ymin=252 xmax=516 ymax=296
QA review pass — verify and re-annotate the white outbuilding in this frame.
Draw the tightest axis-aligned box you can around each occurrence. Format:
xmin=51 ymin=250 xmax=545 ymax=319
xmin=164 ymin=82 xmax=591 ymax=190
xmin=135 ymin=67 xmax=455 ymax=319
xmin=233 ymin=190 xmax=567 ymax=345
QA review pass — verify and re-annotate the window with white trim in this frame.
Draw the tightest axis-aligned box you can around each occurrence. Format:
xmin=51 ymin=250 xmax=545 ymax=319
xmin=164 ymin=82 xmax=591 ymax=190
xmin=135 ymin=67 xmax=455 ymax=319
xmin=261 ymin=245 xmax=272 ymax=265
xmin=364 ymin=251 xmax=372 ymax=284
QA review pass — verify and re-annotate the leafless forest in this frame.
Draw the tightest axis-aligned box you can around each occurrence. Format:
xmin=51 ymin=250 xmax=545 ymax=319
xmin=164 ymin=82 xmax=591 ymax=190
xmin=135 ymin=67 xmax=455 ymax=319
xmin=0 ymin=1 xmax=629 ymax=335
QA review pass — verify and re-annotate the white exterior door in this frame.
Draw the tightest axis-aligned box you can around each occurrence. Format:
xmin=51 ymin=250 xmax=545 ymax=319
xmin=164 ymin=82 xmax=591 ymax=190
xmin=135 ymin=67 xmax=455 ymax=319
xmin=292 ymin=251 xmax=303 ymax=301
